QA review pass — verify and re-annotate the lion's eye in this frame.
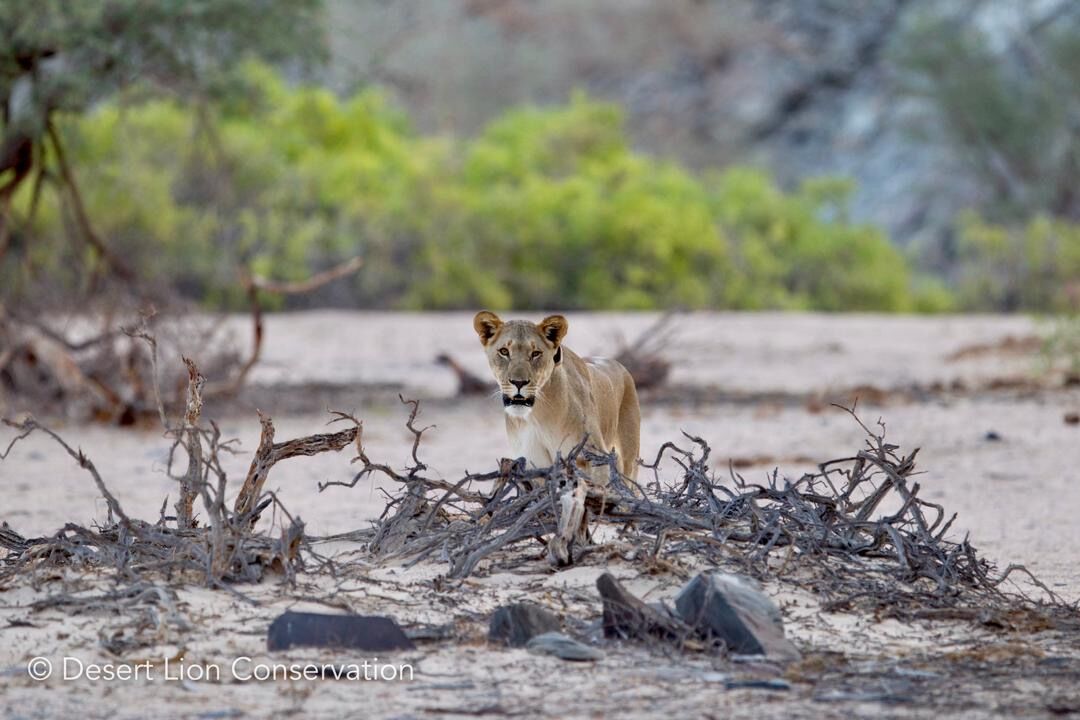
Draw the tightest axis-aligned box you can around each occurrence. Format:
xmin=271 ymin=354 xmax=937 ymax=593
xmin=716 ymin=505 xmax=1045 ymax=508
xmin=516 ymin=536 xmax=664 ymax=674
xmin=498 ymin=348 xmax=510 ymax=357
xmin=530 ymin=350 xmax=542 ymax=359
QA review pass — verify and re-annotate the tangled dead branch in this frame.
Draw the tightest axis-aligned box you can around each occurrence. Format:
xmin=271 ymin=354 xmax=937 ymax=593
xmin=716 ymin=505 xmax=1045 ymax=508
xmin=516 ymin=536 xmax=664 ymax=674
xmin=614 ymin=313 xmax=675 ymax=391
xmin=0 ymin=353 xmax=359 ymax=596
xmin=3 ymin=376 xmax=1074 ymax=634
xmin=0 ymin=256 xmax=363 ymax=423
xmin=329 ymin=401 xmax=1074 ymax=620
xmin=216 ymin=256 xmax=364 ymax=397
xmin=234 ymin=412 xmax=360 ymax=527
xmin=435 ymin=353 xmax=492 ymax=396
xmin=0 ymin=304 xmax=236 ymax=424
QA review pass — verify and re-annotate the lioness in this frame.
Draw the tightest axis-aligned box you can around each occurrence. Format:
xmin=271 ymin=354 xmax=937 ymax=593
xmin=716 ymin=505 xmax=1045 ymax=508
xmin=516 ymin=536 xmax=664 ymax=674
xmin=472 ymin=311 xmax=640 ymax=565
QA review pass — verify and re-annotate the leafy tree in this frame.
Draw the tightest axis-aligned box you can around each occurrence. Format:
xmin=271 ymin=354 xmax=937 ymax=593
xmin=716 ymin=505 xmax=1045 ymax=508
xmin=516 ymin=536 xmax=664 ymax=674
xmin=894 ymin=4 xmax=1080 ymax=312
xmin=0 ymin=0 xmax=325 ymax=293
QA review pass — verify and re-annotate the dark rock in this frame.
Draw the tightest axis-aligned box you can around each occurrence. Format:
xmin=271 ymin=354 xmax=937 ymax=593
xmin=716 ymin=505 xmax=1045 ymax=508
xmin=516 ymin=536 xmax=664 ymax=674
xmin=1046 ymin=698 xmax=1080 ymax=715
xmin=1064 ymin=412 xmax=1079 ymax=426
xmin=488 ymin=602 xmax=561 ymax=647
xmin=984 ymin=430 xmax=1002 ymax=441
xmin=267 ymin=611 xmax=415 ymax=652
xmin=725 ymin=678 xmax=791 ymax=691
xmin=674 ymin=573 xmax=800 ymax=661
xmin=526 ymin=632 xmax=604 ymax=662
xmin=596 ymin=573 xmax=690 ymax=641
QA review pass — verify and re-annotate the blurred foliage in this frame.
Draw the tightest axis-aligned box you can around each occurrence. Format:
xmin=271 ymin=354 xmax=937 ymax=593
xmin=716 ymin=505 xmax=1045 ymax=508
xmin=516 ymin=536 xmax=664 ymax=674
xmin=957 ymin=214 xmax=1080 ymax=313
xmin=895 ymin=6 xmax=1080 ymax=314
xmin=9 ymin=68 xmax=929 ymax=312
xmin=0 ymin=0 xmax=327 ymax=304
xmin=0 ymin=0 xmax=325 ymax=125
xmin=895 ymin=6 xmax=1080 ymax=222
xmin=1041 ymin=314 xmax=1080 ymax=375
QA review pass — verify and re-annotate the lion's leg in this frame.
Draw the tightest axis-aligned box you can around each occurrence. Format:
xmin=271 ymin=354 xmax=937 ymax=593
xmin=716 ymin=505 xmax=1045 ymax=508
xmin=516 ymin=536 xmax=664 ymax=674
xmin=617 ymin=371 xmax=641 ymax=481
xmin=548 ymin=477 xmax=587 ymax=567
xmin=548 ymin=429 xmax=609 ymax=566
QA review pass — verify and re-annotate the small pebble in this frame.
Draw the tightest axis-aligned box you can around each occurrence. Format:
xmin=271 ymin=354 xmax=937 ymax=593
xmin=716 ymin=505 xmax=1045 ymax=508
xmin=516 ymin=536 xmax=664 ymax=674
xmin=526 ymin=632 xmax=603 ymax=662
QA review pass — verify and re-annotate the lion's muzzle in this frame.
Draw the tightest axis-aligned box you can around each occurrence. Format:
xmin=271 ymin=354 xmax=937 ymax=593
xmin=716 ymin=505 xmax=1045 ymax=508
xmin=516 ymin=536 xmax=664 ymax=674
xmin=502 ymin=394 xmax=535 ymax=408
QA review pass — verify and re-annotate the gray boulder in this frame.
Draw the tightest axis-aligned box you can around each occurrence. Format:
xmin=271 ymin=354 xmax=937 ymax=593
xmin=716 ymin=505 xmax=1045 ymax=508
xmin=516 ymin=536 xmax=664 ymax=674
xmin=674 ymin=573 xmax=800 ymax=661
xmin=488 ymin=602 xmax=562 ymax=647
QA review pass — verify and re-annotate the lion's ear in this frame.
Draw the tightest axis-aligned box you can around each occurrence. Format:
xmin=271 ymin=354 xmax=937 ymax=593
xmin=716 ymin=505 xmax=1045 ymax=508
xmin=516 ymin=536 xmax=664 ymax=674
xmin=473 ymin=311 xmax=503 ymax=346
xmin=538 ymin=315 xmax=568 ymax=347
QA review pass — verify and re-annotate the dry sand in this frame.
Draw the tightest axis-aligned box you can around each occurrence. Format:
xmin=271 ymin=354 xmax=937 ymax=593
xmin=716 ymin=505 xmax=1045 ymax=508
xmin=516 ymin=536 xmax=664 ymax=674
xmin=1 ymin=312 xmax=1078 ymax=718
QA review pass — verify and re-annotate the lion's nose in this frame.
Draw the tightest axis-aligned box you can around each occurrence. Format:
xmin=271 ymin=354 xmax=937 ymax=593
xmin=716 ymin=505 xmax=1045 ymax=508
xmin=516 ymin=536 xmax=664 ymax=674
xmin=509 ymin=379 xmax=528 ymax=394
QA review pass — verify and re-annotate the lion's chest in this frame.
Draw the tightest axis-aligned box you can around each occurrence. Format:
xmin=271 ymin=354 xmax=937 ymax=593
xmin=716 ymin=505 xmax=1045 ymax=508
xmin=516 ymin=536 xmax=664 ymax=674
xmin=506 ymin=419 xmax=564 ymax=468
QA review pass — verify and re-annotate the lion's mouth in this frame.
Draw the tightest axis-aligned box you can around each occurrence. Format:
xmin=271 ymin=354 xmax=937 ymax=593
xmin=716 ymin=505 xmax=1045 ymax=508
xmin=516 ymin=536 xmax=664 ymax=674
xmin=502 ymin=394 xmax=535 ymax=408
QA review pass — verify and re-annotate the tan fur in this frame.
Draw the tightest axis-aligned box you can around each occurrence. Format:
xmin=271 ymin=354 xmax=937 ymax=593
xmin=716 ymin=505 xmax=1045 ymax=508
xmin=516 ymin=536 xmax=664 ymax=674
xmin=473 ymin=311 xmax=641 ymax=564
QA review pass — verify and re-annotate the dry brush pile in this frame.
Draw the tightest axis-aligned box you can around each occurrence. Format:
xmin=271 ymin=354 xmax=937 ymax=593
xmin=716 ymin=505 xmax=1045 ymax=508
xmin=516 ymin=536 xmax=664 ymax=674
xmin=329 ymin=400 xmax=1074 ymax=624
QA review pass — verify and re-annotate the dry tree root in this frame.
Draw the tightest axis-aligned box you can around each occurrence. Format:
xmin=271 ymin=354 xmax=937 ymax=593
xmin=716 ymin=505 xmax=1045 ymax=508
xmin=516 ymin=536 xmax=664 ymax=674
xmin=176 ymin=357 xmax=206 ymax=528
xmin=318 ymin=398 xmax=603 ymax=577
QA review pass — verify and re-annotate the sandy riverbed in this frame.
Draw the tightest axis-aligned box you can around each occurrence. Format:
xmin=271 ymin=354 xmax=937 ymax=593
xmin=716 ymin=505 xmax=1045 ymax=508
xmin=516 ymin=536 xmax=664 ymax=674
xmin=1 ymin=312 xmax=1078 ymax=718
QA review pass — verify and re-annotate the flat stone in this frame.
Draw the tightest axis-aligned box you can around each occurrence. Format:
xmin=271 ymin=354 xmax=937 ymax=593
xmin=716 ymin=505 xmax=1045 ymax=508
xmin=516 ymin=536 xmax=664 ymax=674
xmin=674 ymin=572 xmax=800 ymax=662
xmin=267 ymin=611 xmax=415 ymax=652
xmin=699 ymin=671 xmax=729 ymax=683
xmin=489 ymin=602 xmax=562 ymax=647
xmin=526 ymin=632 xmax=604 ymax=662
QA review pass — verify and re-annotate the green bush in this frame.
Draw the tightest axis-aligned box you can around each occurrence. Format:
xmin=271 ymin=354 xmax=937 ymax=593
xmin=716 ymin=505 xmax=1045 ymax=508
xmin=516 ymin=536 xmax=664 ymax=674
xmin=957 ymin=213 xmax=1080 ymax=313
xmin=12 ymin=65 xmax=926 ymax=312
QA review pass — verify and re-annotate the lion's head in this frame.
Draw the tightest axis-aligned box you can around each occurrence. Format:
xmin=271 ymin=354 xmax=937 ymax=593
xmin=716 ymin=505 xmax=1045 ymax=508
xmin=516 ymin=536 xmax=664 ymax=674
xmin=473 ymin=311 xmax=568 ymax=418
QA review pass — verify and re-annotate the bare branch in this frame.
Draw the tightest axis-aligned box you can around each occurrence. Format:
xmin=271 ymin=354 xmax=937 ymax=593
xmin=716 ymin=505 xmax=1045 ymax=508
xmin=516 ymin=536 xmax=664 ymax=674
xmin=233 ymin=413 xmax=360 ymax=527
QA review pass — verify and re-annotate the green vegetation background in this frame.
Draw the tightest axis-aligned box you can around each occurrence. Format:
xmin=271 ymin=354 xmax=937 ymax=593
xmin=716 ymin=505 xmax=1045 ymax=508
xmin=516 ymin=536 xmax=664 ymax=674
xmin=2 ymin=1 xmax=1078 ymax=314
